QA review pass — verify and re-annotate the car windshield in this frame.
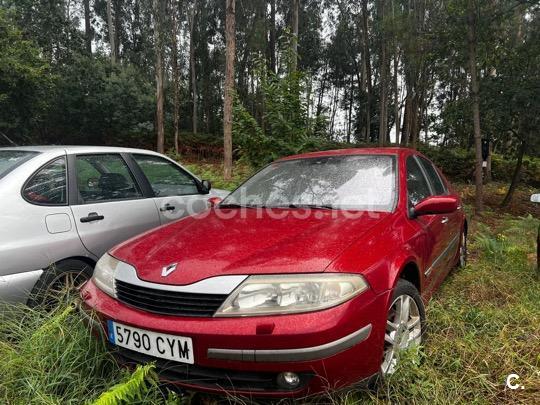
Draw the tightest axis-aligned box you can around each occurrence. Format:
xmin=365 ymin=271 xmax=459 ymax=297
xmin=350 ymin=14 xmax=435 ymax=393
xmin=223 ymin=154 xmax=397 ymax=212
xmin=0 ymin=150 xmax=38 ymax=179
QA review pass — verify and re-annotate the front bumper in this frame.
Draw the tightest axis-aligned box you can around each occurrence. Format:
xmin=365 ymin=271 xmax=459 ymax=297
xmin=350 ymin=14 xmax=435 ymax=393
xmin=81 ymin=279 xmax=389 ymax=397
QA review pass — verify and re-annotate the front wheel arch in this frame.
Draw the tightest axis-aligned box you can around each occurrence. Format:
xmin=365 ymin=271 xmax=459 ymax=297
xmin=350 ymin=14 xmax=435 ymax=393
xmin=27 ymin=257 xmax=95 ymax=307
xmin=396 ymin=261 xmax=422 ymax=294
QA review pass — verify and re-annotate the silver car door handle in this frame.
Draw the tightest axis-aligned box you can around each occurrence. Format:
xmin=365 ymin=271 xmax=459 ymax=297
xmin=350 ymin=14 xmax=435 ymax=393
xmin=160 ymin=203 xmax=175 ymax=212
xmin=80 ymin=212 xmax=104 ymax=223
xmin=441 ymin=216 xmax=449 ymax=224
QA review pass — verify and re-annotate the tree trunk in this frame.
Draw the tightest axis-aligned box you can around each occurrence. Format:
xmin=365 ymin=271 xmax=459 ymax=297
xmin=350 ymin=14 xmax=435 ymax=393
xmin=347 ymin=75 xmax=354 ymax=142
xmin=223 ymin=0 xmax=236 ymax=181
xmin=171 ymin=0 xmax=181 ymax=154
xmin=133 ymin=0 xmax=141 ymax=62
xmin=361 ymin=0 xmax=372 ymax=141
xmin=378 ymin=0 xmax=388 ymax=146
xmin=113 ymin=0 xmax=121 ymax=60
xmin=269 ymin=0 xmax=276 ymax=73
xmin=401 ymin=93 xmax=411 ymax=145
xmin=84 ymin=0 xmax=92 ymax=55
xmin=106 ymin=0 xmax=116 ymax=63
xmin=153 ymin=0 xmax=165 ymax=153
xmin=189 ymin=0 xmax=198 ymax=134
xmin=306 ymin=75 xmax=313 ymax=132
xmin=290 ymin=0 xmax=299 ymax=73
xmin=393 ymin=51 xmax=400 ymax=145
xmin=392 ymin=1 xmax=399 ymax=146
xmin=467 ymin=1 xmax=483 ymax=213
xmin=501 ymin=140 xmax=525 ymax=207
xmin=329 ymin=87 xmax=339 ymax=137
xmin=485 ymin=141 xmax=492 ymax=182
xmin=315 ymin=64 xmax=328 ymax=123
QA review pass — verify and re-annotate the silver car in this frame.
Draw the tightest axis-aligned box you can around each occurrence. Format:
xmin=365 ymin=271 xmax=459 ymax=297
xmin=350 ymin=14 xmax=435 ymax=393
xmin=0 ymin=146 xmax=228 ymax=305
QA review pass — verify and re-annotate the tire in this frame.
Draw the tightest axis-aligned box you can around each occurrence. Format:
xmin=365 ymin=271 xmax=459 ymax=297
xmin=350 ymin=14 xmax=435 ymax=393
xmin=27 ymin=259 xmax=94 ymax=308
xmin=381 ymin=279 xmax=426 ymax=376
xmin=458 ymin=229 xmax=468 ymax=268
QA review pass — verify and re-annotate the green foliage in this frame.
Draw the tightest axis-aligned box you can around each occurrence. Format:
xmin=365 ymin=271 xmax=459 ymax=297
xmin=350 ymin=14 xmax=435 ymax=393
xmin=233 ymin=62 xmax=332 ymax=168
xmin=92 ymin=364 xmax=158 ymax=405
xmin=0 ymin=303 xmax=117 ymax=404
xmin=41 ymin=54 xmax=154 ymax=146
xmin=0 ymin=9 xmax=54 ymax=140
xmin=419 ymin=145 xmax=540 ymax=186
xmin=168 ymin=152 xmax=251 ymax=190
xmin=0 ymin=302 xmax=175 ymax=404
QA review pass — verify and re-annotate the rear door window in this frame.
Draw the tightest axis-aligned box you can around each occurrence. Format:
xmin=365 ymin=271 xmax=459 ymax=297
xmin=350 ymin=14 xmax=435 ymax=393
xmin=417 ymin=156 xmax=447 ymax=195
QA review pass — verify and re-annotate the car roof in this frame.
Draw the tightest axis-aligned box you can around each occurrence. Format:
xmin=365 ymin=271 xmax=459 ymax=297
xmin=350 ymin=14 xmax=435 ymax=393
xmin=277 ymin=147 xmax=417 ymax=161
xmin=0 ymin=145 xmax=165 ymax=156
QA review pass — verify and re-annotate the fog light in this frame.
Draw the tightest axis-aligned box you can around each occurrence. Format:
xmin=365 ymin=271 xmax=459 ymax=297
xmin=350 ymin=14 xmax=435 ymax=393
xmin=276 ymin=371 xmax=300 ymax=389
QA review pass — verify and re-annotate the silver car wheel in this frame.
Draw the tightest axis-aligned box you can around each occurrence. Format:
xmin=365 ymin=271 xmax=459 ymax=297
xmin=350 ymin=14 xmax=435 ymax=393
xmin=381 ymin=294 xmax=422 ymax=375
xmin=44 ymin=271 xmax=89 ymax=306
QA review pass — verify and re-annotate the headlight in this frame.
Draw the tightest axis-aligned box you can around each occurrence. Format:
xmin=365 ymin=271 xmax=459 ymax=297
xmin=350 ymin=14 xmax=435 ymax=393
xmin=92 ymin=253 xmax=119 ymax=297
xmin=214 ymin=274 xmax=369 ymax=317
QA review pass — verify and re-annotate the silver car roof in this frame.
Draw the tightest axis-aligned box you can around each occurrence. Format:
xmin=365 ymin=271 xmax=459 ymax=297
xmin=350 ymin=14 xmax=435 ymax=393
xmin=0 ymin=145 xmax=164 ymax=156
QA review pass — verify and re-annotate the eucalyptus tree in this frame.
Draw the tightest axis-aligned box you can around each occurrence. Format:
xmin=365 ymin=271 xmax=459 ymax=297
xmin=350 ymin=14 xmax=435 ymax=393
xmin=224 ymin=0 xmax=236 ymax=180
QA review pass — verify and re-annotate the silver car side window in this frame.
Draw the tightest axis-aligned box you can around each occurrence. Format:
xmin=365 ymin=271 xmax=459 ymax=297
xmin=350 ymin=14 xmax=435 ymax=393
xmin=76 ymin=154 xmax=143 ymax=203
xmin=132 ymin=154 xmax=199 ymax=197
xmin=22 ymin=157 xmax=67 ymax=205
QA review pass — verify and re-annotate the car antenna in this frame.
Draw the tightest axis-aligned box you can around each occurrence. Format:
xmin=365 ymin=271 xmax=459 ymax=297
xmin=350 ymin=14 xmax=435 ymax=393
xmin=0 ymin=131 xmax=18 ymax=146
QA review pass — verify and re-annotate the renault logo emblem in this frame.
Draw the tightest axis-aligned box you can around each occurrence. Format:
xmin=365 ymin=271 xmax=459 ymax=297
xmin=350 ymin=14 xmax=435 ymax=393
xmin=161 ymin=263 xmax=178 ymax=277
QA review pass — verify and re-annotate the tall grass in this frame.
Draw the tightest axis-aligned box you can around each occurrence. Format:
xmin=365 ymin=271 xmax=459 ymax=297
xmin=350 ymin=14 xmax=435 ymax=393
xmin=0 ymin=303 xmax=171 ymax=404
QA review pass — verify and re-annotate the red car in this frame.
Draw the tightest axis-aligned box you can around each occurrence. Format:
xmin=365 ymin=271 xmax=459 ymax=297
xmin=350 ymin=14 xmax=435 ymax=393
xmin=81 ymin=148 xmax=467 ymax=397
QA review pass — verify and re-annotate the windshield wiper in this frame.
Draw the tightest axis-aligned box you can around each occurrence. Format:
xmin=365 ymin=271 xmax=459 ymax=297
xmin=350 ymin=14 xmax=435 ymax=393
xmin=217 ymin=203 xmax=259 ymax=209
xmin=266 ymin=203 xmax=336 ymax=210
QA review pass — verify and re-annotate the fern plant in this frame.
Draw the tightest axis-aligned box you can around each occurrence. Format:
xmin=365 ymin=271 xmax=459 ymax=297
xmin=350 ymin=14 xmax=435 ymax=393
xmin=91 ymin=364 xmax=158 ymax=405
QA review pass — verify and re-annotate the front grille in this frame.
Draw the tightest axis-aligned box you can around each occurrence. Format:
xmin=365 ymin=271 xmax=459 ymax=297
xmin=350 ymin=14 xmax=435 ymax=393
xmin=112 ymin=346 xmax=313 ymax=392
xmin=115 ymin=280 xmax=228 ymax=317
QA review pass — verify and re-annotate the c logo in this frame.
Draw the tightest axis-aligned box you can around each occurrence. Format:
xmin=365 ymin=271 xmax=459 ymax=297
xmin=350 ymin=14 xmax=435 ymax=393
xmin=506 ymin=374 xmax=522 ymax=390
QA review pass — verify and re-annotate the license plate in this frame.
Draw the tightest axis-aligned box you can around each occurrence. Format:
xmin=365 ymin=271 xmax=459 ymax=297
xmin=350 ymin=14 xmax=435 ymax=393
xmin=107 ymin=320 xmax=194 ymax=364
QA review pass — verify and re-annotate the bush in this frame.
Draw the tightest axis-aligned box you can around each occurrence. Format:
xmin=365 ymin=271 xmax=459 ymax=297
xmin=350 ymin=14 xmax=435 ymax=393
xmin=419 ymin=145 xmax=540 ymax=186
xmin=233 ymin=62 xmax=334 ymax=168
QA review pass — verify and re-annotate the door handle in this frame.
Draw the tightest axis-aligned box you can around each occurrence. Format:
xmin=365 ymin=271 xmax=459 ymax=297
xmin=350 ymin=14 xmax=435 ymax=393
xmin=80 ymin=212 xmax=105 ymax=223
xmin=160 ymin=204 xmax=175 ymax=212
xmin=441 ymin=216 xmax=449 ymax=224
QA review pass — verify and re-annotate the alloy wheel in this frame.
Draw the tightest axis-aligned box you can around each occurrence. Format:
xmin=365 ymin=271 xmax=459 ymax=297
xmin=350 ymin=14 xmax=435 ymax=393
xmin=381 ymin=294 xmax=422 ymax=375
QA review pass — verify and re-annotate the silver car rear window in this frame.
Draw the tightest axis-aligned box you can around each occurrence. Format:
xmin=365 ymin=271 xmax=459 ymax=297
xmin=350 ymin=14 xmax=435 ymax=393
xmin=0 ymin=151 xmax=39 ymax=179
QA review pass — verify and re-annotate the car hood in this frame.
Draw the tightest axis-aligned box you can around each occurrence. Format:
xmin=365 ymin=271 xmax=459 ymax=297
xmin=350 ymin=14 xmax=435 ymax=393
xmin=110 ymin=209 xmax=391 ymax=285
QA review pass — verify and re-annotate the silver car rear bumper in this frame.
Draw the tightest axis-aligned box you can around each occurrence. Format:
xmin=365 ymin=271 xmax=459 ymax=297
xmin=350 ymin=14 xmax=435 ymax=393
xmin=0 ymin=269 xmax=42 ymax=304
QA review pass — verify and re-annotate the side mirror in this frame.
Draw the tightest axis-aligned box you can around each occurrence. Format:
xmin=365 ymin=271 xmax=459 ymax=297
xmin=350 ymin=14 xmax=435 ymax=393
xmin=207 ymin=196 xmax=222 ymax=207
xmin=201 ymin=179 xmax=212 ymax=193
xmin=413 ymin=195 xmax=459 ymax=217
xmin=531 ymin=194 xmax=540 ymax=203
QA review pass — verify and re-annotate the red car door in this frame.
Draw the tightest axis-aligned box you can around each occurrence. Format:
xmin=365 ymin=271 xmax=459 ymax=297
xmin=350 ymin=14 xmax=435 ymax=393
xmin=417 ymin=156 xmax=461 ymax=274
xmin=406 ymin=156 xmax=447 ymax=293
